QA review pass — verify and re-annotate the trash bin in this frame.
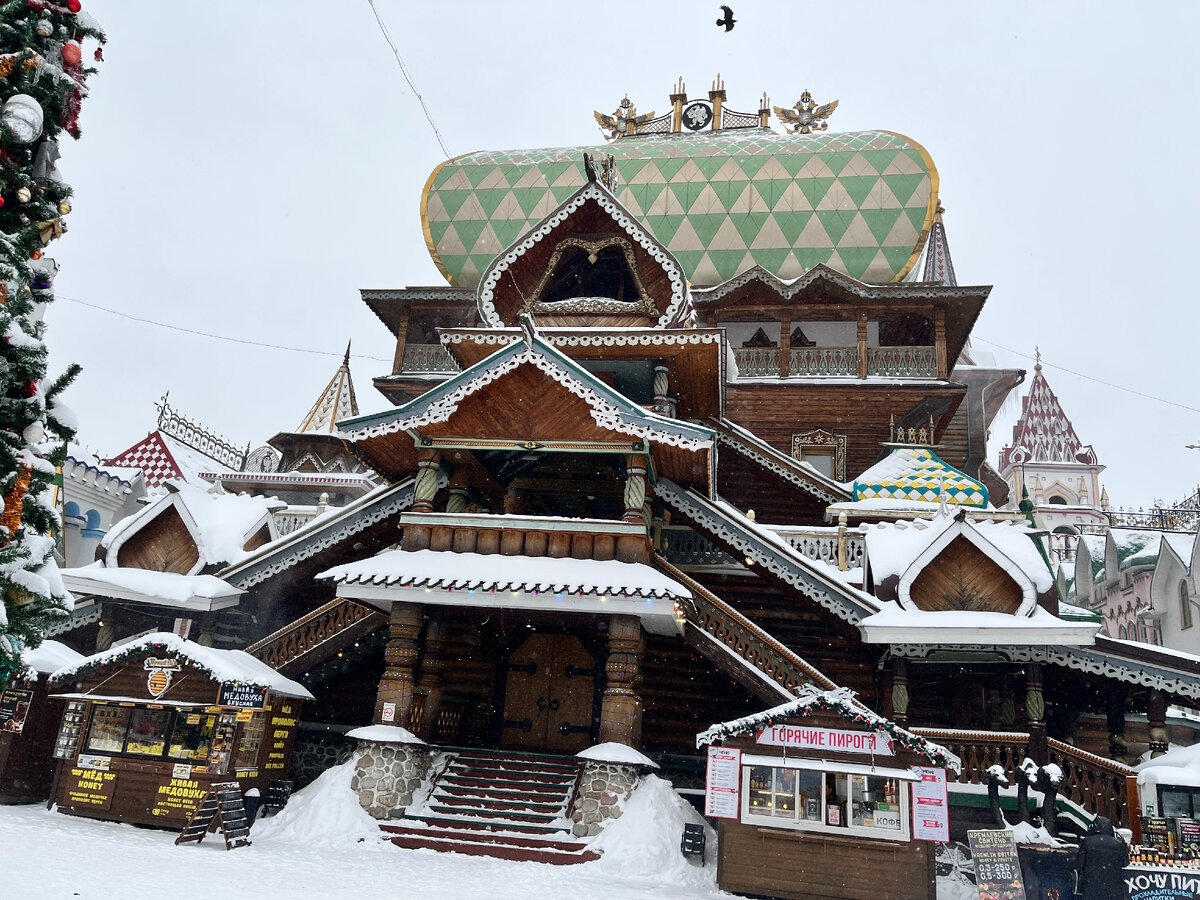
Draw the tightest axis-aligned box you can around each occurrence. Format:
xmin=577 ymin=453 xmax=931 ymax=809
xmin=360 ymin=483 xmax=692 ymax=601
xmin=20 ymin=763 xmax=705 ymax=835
xmin=242 ymin=788 xmax=261 ymax=826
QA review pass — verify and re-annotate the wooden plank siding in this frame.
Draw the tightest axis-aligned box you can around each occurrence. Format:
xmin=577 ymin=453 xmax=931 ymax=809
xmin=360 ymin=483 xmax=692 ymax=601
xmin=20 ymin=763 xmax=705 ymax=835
xmin=114 ymin=505 xmax=199 ymax=573
xmin=717 ymin=819 xmax=935 ymax=900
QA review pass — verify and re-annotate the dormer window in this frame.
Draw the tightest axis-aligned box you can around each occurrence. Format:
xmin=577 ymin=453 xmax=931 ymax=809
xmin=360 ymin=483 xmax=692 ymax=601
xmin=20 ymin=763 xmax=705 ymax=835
xmin=525 ymin=236 xmax=657 ymax=316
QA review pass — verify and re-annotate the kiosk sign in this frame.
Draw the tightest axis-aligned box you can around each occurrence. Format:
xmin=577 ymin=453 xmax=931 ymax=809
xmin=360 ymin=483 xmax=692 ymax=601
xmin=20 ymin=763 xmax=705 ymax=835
xmin=755 ymin=725 xmax=894 ymax=756
xmin=911 ymin=766 xmax=949 ymax=842
xmin=968 ymin=829 xmax=1027 ymax=900
xmin=218 ymin=682 xmax=267 ymax=710
xmin=704 ymin=746 xmax=741 ymax=819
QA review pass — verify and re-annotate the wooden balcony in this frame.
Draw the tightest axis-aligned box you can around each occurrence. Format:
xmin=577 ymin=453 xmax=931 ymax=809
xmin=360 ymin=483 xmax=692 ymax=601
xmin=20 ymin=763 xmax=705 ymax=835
xmin=401 ymin=343 xmax=460 ymax=374
xmin=660 ymin=525 xmax=864 ymax=571
xmin=400 ymin=512 xmax=652 ymax=565
xmin=733 ymin=345 xmax=939 ymax=379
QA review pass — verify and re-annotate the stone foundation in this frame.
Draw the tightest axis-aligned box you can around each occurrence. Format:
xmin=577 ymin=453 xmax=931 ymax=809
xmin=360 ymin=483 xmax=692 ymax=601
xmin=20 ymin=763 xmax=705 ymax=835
xmin=351 ymin=739 xmax=435 ymax=819
xmin=291 ymin=736 xmax=356 ymax=788
xmin=570 ymin=759 xmax=642 ymax=838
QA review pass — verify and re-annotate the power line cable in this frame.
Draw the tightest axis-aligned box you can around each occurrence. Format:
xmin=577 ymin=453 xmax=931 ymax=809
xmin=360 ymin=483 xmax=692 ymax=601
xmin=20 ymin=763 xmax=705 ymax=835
xmin=365 ymin=0 xmax=452 ymax=160
xmin=56 ymin=294 xmax=391 ymax=362
xmin=973 ymin=336 xmax=1200 ymax=415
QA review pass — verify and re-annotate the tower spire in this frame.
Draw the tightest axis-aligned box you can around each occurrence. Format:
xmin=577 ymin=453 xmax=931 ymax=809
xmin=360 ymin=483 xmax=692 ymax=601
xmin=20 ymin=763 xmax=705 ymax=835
xmin=295 ymin=343 xmax=360 ymax=434
xmin=920 ymin=204 xmax=957 ymax=286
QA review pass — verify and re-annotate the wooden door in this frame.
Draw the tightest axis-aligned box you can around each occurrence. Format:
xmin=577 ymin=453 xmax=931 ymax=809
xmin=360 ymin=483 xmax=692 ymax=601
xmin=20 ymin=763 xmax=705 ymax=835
xmin=502 ymin=634 xmax=596 ymax=753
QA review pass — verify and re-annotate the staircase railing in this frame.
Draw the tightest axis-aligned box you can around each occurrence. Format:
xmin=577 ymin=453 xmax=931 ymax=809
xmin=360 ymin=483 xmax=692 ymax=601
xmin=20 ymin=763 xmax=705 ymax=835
xmin=1047 ymin=738 xmax=1133 ymax=826
xmin=910 ymin=728 xmax=1031 ymax=786
xmin=656 ymin=556 xmax=837 ymax=700
xmin=245 ymin=597 xmax=387 ymax=673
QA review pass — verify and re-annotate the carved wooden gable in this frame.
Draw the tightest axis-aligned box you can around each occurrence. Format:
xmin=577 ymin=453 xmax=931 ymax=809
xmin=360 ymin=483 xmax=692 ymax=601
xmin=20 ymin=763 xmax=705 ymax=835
xmin=114 ymin=504 xmax=200 ymax=574
xmin=908 ymin=535 xmax=1024 ymax=614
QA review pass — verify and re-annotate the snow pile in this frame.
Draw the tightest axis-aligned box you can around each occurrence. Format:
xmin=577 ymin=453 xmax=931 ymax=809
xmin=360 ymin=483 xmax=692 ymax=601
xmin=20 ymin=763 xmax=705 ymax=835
xmin=1010 ymin=821 xmax=1062 ymax=847
xmin=347 ymin=724 xmax=425 ymax=744
xmin=1137 ymin=741 xmax=1200 ymax=791
xmin=253 ymin=759 xmax=383 ymax=847
xmin=591 ymin=775 xmax=715 ymax=887
xmin=576 ymin=741 xmax=657 ymax=767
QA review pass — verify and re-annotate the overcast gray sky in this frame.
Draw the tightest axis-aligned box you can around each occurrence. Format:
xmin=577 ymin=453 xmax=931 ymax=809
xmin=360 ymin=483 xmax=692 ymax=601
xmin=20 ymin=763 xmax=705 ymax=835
xmin=44 ymin=0 xmax=1199 ymax=510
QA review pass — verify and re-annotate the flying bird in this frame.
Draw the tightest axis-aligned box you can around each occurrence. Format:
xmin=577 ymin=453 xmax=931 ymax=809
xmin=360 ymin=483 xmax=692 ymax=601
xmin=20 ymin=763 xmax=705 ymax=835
xmin=716 ymin=5 xmax=736 ymax=31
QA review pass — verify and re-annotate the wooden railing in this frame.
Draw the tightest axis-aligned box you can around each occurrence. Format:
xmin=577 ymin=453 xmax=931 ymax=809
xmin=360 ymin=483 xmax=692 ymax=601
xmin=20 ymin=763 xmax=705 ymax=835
xmin=657 ymin=556 xmax=837 ymax=700
xmin=402 ymin=343 xmax=460 ymax=373
xmin=271 ymin=508 xmax=321 ymax=537
xmin=660 ymin=525 xmax=864 ymax=571
xmin=911 ymin=728 xmax=1030 ymax=786
xmin=790 ymin=347 xmax=856 ymax=376
xmin=867 ymin=345 xmax=937 ymax=377
xmin=733 ymin=347 xmax=780 ymax=377
xmin=246 ymin=597 xmax=387 ymax=673
xmin=1047 ymin=738 xmax=1133 ymax=826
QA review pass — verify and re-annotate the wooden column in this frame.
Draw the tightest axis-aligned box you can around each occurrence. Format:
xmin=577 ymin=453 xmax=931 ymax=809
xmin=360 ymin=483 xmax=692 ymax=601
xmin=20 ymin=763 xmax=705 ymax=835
xmin=446 ymin=466 xmax=470 ymax=514
xmin=934 ymin=307 xmax=948 ymax=379
xmin=1106 ymin=687 xmax=1128 ymax=764
xmin=623 ymin=456 xmax=647 ymax=525
xmin=891 ymin=658 xmax=909 ymax=728
xmin=415 ymin=619 xmax=447 ymax=741
xmin=1148 ymin=689 xmax=1169 ymax=758
xmin=652 ymin=365 xmax=674 ymax=418
xmin=599 ymin=615 xmax=646 ymax=747
xmin=1025 ymin=663 xmax=1047 ymax=762
xmin=412 ymin=449 xmax=442 ymax=513
xmin=856 ymin=310 xmax=869 ymax=379
xmin=373 ymin=601 xmax=424 ymax=727
xmin=779 ymin=315 xmax=791 ymax=377
xmin=391 ymin=307 xmax=411 ymax=375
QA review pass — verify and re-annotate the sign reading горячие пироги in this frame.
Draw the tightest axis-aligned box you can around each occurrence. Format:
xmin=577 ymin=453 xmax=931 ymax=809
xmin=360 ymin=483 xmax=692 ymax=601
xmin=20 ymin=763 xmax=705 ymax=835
xmin=755 ymin=725 xmax=895 ymax=756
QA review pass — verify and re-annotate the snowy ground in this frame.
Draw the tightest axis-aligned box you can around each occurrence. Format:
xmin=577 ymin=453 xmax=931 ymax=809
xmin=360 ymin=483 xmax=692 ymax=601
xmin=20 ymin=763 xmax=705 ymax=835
xmin=1 ymin=763 xmax=727 ymax=900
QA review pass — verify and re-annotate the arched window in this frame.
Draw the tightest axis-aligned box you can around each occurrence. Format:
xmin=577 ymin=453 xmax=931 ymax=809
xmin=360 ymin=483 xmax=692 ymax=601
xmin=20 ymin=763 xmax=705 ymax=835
xmin=1118 ymin=625 xmax=1128 ymax=640
xmin=1183 ymin=580 xmax=1194 ymax=631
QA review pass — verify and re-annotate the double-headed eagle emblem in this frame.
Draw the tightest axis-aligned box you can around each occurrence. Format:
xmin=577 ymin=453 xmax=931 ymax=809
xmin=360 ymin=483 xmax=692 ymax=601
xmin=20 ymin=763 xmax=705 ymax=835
xmin=594 ymin=96 xmax=656 ymax=141
xmin=774 ymin=91 xmax=839 ymax=134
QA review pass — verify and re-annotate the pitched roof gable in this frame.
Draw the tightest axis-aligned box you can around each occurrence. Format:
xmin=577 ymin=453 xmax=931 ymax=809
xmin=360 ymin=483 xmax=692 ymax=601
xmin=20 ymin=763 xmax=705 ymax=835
xmin=999 ymin=365 xmax=1097 ymax=468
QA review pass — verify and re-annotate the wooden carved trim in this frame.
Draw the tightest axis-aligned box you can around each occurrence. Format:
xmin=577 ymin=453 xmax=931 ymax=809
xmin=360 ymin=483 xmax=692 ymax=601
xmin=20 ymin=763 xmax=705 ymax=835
xmin=524 ymin=236 xmax=657 ymax=317
xmin=790 ymin=429 xmax=847 ymax=482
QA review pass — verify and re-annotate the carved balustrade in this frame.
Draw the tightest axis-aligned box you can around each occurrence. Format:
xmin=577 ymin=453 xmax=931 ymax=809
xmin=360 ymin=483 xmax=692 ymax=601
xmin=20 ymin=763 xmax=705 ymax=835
xmin=910 ymin=728 xmax=1030 ymax=786
xmin=246 ymin=597 xmax=386 ymax=671
xmin=1047 ymin=738 xmax=1132 ymax=826
xmin=732 ymin=347 xmax=780 ymax=377
xmin=402 ymin=343 xmax=460 ymax=374
xmin=789 ymin=346 xmax=856 ymax=376
xmin=660 ymin=525 xmax=864 ymax=570
xmin=271 ymin=508 xmax=321 ymax=537
xmin=867 ymin=346 xmax=937 ymax=377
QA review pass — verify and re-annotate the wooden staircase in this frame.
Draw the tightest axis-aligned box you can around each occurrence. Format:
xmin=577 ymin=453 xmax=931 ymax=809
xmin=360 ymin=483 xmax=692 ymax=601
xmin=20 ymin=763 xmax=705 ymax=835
xmin=380 ymin=748 xmax=600 ymax=865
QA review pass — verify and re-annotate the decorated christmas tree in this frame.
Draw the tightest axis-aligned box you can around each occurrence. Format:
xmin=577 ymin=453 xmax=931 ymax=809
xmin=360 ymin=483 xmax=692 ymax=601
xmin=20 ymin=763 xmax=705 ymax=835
xmin=0 ymin=1 xmax=104 ymax=685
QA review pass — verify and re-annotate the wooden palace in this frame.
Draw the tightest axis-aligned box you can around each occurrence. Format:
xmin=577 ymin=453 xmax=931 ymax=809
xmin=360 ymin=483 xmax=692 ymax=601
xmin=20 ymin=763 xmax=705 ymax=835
xmin=38 ymin=81 xmax=1200 ymax=892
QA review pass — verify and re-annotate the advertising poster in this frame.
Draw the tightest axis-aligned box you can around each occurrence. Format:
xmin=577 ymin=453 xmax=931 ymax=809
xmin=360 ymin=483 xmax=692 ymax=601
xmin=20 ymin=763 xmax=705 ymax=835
xmin=911 ymin=766 xmax=949 ymax=842
xmin=704 ymin=746 xmax=741 ymax=819
xmin=0 ymin=688 xmax=33 ymax=733
xmin=967 ymin=829 xmax=1027 ymax=900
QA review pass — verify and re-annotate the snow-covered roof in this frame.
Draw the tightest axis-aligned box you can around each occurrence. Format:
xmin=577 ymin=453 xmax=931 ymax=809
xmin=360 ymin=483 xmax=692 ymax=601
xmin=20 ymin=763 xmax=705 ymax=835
xmin=695 ymin=685 xmax=961 ymax=773
xmin=60 ymin=563 xmax=243 ymax=612
xmin=346 ymin=724 xmax=425 ymax=745
xmin=21 ymin=639 xmax=84 ymax=675
xmin=576 ymin=742 xmax=658 ymax=768
xmin=853 ymin=446 xmax=989 ymax=508
xmin=321 ymin=547 xmax=690 ymax=635
xmin=48 ymin=632 xmax=313 ymax=699
xmin=1136 ymin=743 xmax=1200 ymax=792
xmin=101 ymin=481 xmax=283 ymax=571
xmin=865 ymin=511 xmax=1053 ymax=593
xmin=858 ymin=604 xmax=1099 ymax=646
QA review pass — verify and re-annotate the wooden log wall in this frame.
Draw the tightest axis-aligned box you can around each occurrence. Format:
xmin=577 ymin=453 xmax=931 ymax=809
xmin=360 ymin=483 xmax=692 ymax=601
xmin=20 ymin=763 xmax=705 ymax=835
xmin=715 ymin=449 xmax=831 ymax=525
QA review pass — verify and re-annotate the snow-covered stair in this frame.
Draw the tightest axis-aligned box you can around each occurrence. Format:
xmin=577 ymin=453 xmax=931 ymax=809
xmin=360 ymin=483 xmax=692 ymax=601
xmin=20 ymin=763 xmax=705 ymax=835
xmin=380 ymin=748 xmax=599 ymax=865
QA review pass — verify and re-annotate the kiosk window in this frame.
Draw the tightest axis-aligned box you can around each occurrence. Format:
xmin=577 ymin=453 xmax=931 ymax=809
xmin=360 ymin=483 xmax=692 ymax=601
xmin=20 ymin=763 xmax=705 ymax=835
xmin=742 ymin=764 xmax=909 ymax=840
xmin=168 ymin=712 xmax=217 ymax=762
xmin=84 ymin=706 xmax=131 ymax=753
xmin=124 ymin=708 xmax=172 ymax=756
xmin=1161 ymin=787 xmax=1200 ymax=819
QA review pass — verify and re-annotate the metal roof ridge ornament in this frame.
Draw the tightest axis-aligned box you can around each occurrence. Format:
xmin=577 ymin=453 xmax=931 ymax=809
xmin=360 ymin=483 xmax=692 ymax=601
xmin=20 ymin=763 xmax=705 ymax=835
xmin=593 ymin=95 xmax=656 ymax=141
xmin=774 ymin=90 xmax=840 ymax=134
xmin=593 ymin=76 xmax=773 ymax=140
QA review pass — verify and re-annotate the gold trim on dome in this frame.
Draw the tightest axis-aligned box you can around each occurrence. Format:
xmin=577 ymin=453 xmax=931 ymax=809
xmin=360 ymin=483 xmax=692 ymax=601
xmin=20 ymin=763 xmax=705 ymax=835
xmin=880 ymin=130 xmax=941 ymax=284
xmin=420 ymin=150 xmax=475 ymax=288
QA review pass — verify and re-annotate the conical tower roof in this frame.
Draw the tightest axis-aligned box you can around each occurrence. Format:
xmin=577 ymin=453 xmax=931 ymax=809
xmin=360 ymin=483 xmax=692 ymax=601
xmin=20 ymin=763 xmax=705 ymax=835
xmin=296 ymin=344 xmax=359 ymax=434
xmin=920 ymin=205 xmax=956 ymax=286
xmin=999 ymin=362 xmax=1097 ymax=469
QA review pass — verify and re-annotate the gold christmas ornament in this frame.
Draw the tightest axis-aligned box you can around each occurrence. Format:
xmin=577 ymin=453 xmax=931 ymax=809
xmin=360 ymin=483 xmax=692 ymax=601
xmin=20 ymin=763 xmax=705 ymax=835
xmin=37 ymin=217 xmax=63 ymax=245
xmin=5 ymin=585 xmax=35 ymax=607
xmin=15 ymin=187 xmax=31 ymax=203
xmin=1 ymin=465 xmax=32 ymax=547
xmin=58 ymin=201 xmax=70 ymax=215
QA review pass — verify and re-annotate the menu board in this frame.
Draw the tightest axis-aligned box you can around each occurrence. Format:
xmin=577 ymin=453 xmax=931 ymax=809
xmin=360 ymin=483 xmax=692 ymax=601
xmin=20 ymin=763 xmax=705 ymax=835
xmin=62 ymin=765 xmax=117 ymax=811
xmin=911 ymin=766 xmax=949 ymax=842
xmin=53 ymin=701 xmax=86 ymax=759
xmin=1178 ymin=818 xmax=1200 ymax=849
xmin=1143 ymin=816 xmax=1173 ymax=851
xmin=968 ymin=829 xmax=1027 ymax=900
xmin=1127 ymin=869 xmax=1200 ymax=900
xmin=0 ymin=688 xmax=33 ymax=733
xmin=704 ymin=746 xmax=741 ymax=819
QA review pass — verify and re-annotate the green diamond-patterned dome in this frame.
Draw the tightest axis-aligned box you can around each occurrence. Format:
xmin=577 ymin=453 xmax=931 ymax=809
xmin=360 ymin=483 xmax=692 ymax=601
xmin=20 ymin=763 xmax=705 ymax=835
xmin=422 ymin=129 xmax=938 ymax=289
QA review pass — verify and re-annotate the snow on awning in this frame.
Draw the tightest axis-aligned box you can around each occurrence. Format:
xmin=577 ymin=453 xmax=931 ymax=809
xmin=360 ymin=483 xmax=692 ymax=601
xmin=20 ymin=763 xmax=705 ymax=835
xmin=61 ymin=565 xmax=244 ymax=612
xmin=858 ymin=605 xmax=1098 ymax=646
xmin=320 ymin=548 xmax=691 ymax=635
xmin=49 ymin=632 xmax=313 ymax=700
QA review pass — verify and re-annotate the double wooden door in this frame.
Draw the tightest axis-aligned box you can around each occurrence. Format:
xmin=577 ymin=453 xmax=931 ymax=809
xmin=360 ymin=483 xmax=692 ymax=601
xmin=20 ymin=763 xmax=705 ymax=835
xmin=502 ymin=633 xmax=596 ymax=753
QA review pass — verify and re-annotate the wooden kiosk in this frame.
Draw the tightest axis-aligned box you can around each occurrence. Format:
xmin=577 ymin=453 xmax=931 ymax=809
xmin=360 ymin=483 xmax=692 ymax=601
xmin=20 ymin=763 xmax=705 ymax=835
xmin=47 ymin=633 xmax=312 ymax=829
xmin=698 ymin=686 xmax=960 ymax=900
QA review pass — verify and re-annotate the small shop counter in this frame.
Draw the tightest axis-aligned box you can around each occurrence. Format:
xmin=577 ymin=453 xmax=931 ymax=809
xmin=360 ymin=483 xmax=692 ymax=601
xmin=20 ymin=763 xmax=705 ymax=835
xmin=47 ymin=633 xmax=312 ymax=828
xmin=1124 ymin=863 xmax=1200 ymax=900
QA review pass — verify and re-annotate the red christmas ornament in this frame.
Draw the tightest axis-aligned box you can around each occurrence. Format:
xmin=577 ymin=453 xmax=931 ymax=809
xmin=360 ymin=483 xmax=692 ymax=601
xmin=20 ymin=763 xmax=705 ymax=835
xmin=67 ymin=0 xmax=81 ymax=10
xmin=24 ymin=381 xmax=38 ymax=398
xmin=61 ymin=42 xmax=82 ymax=66
xmin=94 ymin=46 xmax=103 ymax=62
xmin=0 ymin=197 xmax=5 ymax=208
